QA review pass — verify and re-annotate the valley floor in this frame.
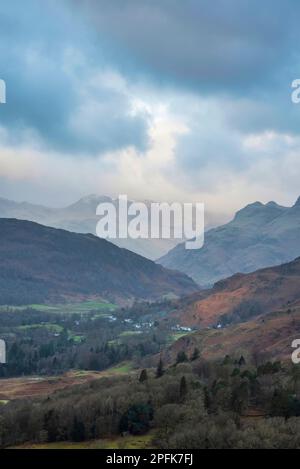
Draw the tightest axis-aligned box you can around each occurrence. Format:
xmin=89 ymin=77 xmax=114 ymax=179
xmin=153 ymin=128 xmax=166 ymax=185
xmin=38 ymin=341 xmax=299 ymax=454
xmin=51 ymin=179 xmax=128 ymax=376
xmin=0 ymin=364 xmax=135 ymax=401
xmin=10 ymin=432 xmax=156 ymax=450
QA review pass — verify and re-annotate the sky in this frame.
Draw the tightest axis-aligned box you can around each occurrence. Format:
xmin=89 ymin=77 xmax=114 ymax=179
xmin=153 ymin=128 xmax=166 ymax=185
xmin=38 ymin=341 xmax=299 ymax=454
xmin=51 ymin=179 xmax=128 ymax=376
xmin=1 ymin=0 xmax=300 ymax=218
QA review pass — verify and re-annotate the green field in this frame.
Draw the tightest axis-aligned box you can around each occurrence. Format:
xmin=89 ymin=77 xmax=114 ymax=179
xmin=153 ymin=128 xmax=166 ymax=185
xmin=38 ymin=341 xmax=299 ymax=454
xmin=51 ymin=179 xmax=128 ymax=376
xmin=17 ymin=323 xmax=63 ymax=333
xmin=69 ymin=333 xmax=85 ymax=343
xmin=119 ymin=330 xmax=143 ymax=337
xmin=168 ymin=332 xmax=190 ymax=343
xmin=0 ymin=300 xmax=117 ymax=315
xmin=16 ymin=323 xmax=85 ymax=342
xmin=108 ymin=361 xmax=133 ymax=374
xmin=108 ymin=330 xmax=143 ymax=346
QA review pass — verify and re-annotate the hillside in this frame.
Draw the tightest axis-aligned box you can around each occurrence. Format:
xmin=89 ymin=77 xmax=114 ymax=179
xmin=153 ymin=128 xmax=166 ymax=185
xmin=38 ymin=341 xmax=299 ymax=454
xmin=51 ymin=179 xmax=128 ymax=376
xmin=0 ymin=219 xmax=198 ymax=305
xmin=0 ymin=195 xmax=224 ymax=260
xmin=172 ymin=256 xmax=300 ymax=327
xmin=164 ymin=306 xmax=300 ymax=363
xmin=159 ymin=197 xmax=300 ymax=285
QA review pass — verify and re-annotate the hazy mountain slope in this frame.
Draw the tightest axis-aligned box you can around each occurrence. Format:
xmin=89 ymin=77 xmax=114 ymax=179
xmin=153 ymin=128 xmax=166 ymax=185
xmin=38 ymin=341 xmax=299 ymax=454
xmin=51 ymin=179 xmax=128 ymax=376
xmin=159 ymin=198 xmax=300 ymax=285
xmin=0 ymin=197 xmax=56 ymax=223
xmin=0 ymin=195 xmax=179 ymax=259
xmin=173 ymin=256 xmax=300 ymax=327
xmin=0 ymin=195 xmax=225 ymax=260
xmin=0 ymin=219 xmax=198 ymax=305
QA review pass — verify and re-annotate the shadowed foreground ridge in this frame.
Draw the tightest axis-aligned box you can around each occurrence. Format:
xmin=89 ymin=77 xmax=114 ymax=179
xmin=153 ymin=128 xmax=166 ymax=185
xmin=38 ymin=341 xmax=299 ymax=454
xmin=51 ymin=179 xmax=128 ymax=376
xmin=0 ymin=218 xmax=198 ymax=305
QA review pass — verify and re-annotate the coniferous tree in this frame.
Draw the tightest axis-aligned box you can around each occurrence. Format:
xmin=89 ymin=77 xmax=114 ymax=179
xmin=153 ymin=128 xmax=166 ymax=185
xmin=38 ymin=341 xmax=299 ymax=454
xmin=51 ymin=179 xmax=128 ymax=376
xmin=238 ymin=355 xmax=246 ymax=367
xmin=139 ymin=369 xmax=148 ymax=383
xmin=179 ymin=376 xmax=187 ymax=401
xmin=156 ymin=357 xmax=164 ymax=378
xmin=176 ymin=351 xmax=188 ymax=364
xmin=223 ymin=355 xmax=232 ymax=366
xmin=191 ymin=347 xmax=200 ymax=361
xmin=71 ymin=416 xmax=86 ymax=442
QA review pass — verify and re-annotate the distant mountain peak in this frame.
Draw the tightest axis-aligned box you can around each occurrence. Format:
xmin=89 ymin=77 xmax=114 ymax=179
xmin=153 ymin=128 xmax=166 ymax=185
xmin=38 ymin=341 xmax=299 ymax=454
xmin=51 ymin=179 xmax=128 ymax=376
xmin=233 ymin=201 xmax=265 ymax=220
xmin=233 ymin=200 xmax=287 ymax=223
xmin=266 ymin=201 xmax=280 ymax=208
xmin=293 ymin=196 xmax=300 ymax=208
xmin=73 ymin=194 xmax=111 ymax=205
xmin=65 ymin=194 xmax=112 ymax=213
xmin=160 ymin=195 xmax=300 ymax=285
xmin=0 ymin=194 xmax=187 ymax=260
xmin=237 ymin=201 xmax=263 ymax=211
xmin=249 ymin=201 xmax=264 ymax=208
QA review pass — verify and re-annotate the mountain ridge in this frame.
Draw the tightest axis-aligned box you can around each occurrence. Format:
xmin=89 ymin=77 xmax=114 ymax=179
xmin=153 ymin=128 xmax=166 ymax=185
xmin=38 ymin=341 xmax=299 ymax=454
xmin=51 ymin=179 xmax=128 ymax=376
xmin=163 ymin=305 xmax=300 ymax=364
xmin=172 ymin=255 xmax=300 ymax=327
xmin=0 ymin=195 xmax=226 ymax=260
xmin=159 ymin=197 xmax=300 ymax=285
xmin=0 ymin=218 xmax=198 ymax=305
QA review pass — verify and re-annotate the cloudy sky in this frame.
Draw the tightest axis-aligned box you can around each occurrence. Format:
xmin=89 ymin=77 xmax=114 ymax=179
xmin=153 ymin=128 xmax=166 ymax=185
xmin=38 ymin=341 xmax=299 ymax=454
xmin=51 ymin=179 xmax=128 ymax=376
xmin=1 ymin=0 xmax=300 ymax=218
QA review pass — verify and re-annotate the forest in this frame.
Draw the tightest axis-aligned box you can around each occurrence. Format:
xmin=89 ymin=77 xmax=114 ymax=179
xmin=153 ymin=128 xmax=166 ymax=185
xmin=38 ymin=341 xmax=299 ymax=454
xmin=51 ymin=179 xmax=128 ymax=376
xmin=0 ymin=302 xmax=179 ymax=377
xmin=1 ymin=352 xmax=300 ymax=448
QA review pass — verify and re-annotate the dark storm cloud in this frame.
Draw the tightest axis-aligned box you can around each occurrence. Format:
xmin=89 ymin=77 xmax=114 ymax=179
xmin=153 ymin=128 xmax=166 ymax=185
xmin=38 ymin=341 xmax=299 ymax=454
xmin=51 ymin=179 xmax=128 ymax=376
xmin=71 ymin=0 xmax=300 ymax=141
xmin=76 ymin=0 xmax=300 ymax=93
xmin=1 ymin=0 xmax=300 ymax=159
xmin=0 ymin=0 xmax=149 ymax=154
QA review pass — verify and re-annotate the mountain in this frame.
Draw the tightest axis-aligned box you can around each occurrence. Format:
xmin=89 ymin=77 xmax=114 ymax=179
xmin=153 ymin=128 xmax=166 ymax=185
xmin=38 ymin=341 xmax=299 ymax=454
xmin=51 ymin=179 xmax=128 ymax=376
xmin=163 ymin=306 xmax=300 ymax=363
xmin=0 ymin=219 xmax=198 ymax=305
xmin=173 ymin=256 xmax=300 ymax=327
xmin=0 ymin=195 xmax=225 ymax=260
xmin=0 ymin=195 xmax=177 ymax=260
xmin=159 ymin=197 xmax=300 ymax=285
xmin=160 ymin=255 xmax=300 ymax=363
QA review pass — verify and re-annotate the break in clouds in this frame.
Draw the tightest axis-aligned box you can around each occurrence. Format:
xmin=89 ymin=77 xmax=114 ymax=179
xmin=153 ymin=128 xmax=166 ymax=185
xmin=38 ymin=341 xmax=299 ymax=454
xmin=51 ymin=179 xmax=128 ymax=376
xmin=1 ymin=0 xmax=300 ymax=215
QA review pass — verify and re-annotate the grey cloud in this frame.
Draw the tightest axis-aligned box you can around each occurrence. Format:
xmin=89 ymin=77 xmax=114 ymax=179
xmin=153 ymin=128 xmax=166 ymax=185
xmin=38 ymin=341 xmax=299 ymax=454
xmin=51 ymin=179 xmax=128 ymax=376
xmin=0 ymin=0 xmax=149 ymax=155
xmin=76 ymin=0 xmax=300 ymax=94
xmin=72 ymin=0 xmax=300 ymax=141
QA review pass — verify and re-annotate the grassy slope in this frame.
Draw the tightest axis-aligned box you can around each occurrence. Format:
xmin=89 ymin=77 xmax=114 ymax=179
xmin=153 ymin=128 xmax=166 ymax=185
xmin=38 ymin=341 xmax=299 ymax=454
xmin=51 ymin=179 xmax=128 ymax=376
xmin=164 ymin=306 xmax=300 ymax=363
xmin=0 ymin=364 xmax=135 ymax=401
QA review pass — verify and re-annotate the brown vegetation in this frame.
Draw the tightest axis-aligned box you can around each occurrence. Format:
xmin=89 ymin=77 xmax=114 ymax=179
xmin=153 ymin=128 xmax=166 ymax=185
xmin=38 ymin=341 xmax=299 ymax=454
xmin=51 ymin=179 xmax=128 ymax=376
xmin=175 ymin=256 xmax=300 ymax=326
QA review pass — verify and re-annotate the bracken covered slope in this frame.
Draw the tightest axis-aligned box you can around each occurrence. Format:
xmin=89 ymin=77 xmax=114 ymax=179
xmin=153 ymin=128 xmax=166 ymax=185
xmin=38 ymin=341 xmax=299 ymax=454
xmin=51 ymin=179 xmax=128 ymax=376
xmin=174 ymin=256 xmax=300 ymax=327
xmin=164 ymin=306 xmax=300 ymax=363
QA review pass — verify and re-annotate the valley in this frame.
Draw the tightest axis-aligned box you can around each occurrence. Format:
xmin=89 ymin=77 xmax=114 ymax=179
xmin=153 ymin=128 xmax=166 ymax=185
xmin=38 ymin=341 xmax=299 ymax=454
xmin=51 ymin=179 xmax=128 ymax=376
xmin=1 ymin=199 xmax=300 ymax=450
xmin=0 ymin=298 xmax=192 ymax=379
xmin=2 ymin=0 xmax=300 ymax=451
xmin=1 ymin=262 xmax=300 ymax=449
